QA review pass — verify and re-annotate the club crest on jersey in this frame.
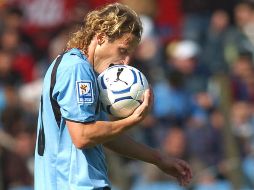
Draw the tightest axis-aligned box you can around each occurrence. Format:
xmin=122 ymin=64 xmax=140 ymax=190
xmin=76 ymin=81 xmax=93 ymax=103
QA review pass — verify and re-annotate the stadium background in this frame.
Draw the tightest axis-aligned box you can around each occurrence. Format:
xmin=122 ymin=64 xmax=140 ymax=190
xmin=0 ymin=0 xmax=254 ymax=189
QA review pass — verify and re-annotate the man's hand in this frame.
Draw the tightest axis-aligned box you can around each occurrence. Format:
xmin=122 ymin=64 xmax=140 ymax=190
xmin=156 ymin=153 xmax=192 ymax=186
xmin=129 ymin=88 xmax=153 ymax=124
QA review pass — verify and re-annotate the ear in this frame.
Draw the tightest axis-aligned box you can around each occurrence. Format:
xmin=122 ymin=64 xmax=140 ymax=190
xmin=96 ymin=33 xmax=106 ymax=45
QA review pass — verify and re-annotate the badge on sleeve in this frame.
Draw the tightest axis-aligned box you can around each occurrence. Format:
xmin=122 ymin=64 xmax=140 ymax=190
xmin=76 ymin=81 xmax=94 ymax=104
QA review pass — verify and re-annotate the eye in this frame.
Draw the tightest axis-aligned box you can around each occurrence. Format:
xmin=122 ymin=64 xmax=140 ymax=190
xmin=119 ymin=48 xmax=128 ymax=55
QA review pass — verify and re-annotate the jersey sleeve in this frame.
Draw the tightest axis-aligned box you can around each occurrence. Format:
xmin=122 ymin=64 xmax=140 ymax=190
xmin=54 ymin=61 xmax=97 ymax=123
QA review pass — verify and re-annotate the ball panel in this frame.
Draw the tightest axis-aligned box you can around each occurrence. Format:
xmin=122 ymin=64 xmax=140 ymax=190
xmin=99 ymin=89 xmax=112 ymax=105
xmin=134 ymin=89 xmax=146 ymax=101
xmin=130 ymin=83 xmax=145 ymax=98
xmin=110 ymin=99 xmax=140 ymax=118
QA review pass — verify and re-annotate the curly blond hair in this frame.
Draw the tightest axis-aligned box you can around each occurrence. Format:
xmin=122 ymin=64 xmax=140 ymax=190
xmin=66 ymin=3 xmax=143 ymax=56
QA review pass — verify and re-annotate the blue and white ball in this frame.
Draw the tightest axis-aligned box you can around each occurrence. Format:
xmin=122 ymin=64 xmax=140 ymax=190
xmin=97 ymin=65 xmax=149 ymax=118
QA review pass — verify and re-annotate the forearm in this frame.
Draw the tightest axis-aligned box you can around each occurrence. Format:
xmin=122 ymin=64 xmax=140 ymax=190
xmin=84 ymin=119 xmax=135 ymax=145
xmin=66 ymin=116 xmax=139 ymax=148
xmin=104 ymin=134 xmax=161 ymax=165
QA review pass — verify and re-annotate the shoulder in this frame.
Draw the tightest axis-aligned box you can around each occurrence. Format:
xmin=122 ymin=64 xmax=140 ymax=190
xmin=62 ymin=48 xmax=90 ymax=68
xmin=58 ymin=48 xmax=93 ymax=76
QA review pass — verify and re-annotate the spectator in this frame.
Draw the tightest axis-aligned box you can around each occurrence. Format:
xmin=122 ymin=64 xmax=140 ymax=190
xmin=166 ymin=40 xmax=209 ymax=94
xmin=0 ymin=28 xmax=36 ymax=83
xmin=230 ymin=53 xmax=254 ymax=102
xmin=186 ymin=108 xmax=225 ymax=168
xmin=0 ymin=49 xmax=21 ymax=86
xmin=230 ymin=101 xmax=254 ymax=157
xmin=152 ymin=70 xmax=191 ymax=126
xmin=201 ymin=10 xmax=231 ymax=75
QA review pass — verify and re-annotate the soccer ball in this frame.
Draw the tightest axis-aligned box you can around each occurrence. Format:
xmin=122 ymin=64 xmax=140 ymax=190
xmin=97 ymin=65 xmax=149 ymax=118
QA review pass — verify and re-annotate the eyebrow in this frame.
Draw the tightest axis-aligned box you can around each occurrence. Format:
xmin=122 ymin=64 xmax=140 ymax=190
xmin=118 ymin=45 xmax=130 ymax=51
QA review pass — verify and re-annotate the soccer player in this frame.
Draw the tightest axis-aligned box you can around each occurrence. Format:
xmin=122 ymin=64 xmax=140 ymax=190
xmin=34 ymin=3 xmax=192 ymax=190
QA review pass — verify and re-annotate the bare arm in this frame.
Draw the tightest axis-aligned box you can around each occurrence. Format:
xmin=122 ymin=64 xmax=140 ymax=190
xmin=67 ymin=117 xmax=137 ymax=148
xmin=66 ymin=89 xmax=152 ymax=148
xmin=104 ymin=134 xmax=160 ymax=164
xmin=104 ymin=134 xmax=193 ymax=186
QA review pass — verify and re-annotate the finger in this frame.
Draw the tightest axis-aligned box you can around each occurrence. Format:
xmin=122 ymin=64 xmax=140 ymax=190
xmin=182 ymin=171 xmax=192 ymax=186
xmin=148 ymin=87 xmax=154 ymax=111
xmin=175 ymin=160 xmax=188 ymax=176
xmin=133 ymin=89 xmax=151 ymax=117
xmin=178 ymin=174 xmax=189 ymax=186
xmin=176 ymin=161 xmax=192 ymax=185
xmin=181 ymin=168 xmax=192 ymax=184
xmin=173 ymin=162 xmax=189 ymax=186
xmin=178 ymin=160 xmax=192 ymax=178
xmin=178 ymin=175 xmax=187 ymax=186
xmin=141 ymin=89 xmax=150 ymax=108
xmin=184 ymin=165 xmax=192 ymax=182
xmin=148 ymin=85 xmax=154 ymax=101
xmin=174 ymin=167 xmax=189 ymax=186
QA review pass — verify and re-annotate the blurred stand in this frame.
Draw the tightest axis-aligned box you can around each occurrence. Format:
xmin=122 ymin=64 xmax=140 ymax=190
xmin=0 ymin=0 xmax=254 ymax=190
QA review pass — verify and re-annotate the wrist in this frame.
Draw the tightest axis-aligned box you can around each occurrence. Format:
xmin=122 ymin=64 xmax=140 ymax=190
xmin=152 ymin=149 xmax=164 ymax=166
xmin=113 ymin=115 xmax=138 ymax=133
xmin=126 ymin=113 xmax=139 ymax=126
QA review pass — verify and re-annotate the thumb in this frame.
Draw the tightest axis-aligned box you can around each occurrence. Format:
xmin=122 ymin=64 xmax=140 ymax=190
xmin=142 ymin=89 xmax=151 ymax=106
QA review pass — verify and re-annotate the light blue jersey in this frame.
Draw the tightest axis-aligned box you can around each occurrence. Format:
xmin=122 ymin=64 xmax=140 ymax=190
xmin=34 ymin=48 xmax=110 ymax=190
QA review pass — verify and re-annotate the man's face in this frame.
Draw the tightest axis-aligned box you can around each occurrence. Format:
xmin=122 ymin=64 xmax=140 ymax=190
xmin=93 ymin=33 xmax=139 ymax=74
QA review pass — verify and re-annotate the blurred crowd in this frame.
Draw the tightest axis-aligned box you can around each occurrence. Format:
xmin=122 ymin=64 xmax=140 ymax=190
xmin=0 ymin=0 xmax=254 ymax=190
